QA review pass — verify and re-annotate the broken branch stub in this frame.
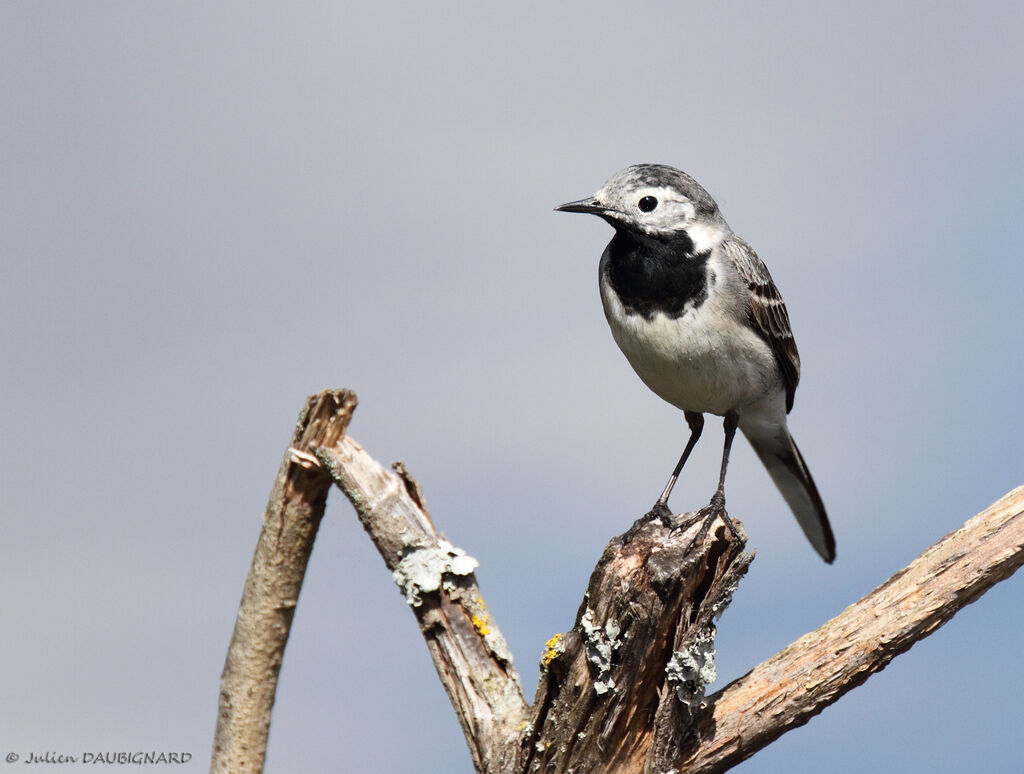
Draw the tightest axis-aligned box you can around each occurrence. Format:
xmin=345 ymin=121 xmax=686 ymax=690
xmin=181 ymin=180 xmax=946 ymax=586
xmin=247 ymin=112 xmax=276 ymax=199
xmin=213 ymin=389 xmax=358 ymax=774
xmin=522 ymin=513 xmax=753 ymax=773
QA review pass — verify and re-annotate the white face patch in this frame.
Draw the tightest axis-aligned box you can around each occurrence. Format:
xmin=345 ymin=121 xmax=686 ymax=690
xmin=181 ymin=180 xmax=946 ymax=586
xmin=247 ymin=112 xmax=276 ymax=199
xmin=683 ymin=221 xmax=727 ymax=253
xmin=594 ymin=178 xmax=732 ymax=246
xmin=595 ymin=183 xmax=695 ymax=237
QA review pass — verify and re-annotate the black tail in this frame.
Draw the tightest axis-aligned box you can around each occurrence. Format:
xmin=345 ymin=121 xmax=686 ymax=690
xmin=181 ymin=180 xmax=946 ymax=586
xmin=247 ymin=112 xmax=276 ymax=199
xmin=744 ymin=428 xmax=836 ymax=563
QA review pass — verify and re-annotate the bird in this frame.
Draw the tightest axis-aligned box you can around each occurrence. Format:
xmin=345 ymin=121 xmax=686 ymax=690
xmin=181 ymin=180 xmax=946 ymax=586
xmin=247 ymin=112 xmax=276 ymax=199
xmin=556 ymin=164 xmax=835 ymax=562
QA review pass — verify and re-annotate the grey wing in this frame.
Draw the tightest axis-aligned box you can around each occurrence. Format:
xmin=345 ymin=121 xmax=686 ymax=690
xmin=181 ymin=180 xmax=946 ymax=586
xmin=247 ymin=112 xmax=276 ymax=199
xmin=724 ymin=238 xmax=801 ymax=412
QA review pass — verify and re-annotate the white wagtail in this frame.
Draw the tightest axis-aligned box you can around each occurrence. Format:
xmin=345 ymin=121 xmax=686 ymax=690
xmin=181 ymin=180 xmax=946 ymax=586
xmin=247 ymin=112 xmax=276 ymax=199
xmin=556 ymin=164 xmax=835 ymax=562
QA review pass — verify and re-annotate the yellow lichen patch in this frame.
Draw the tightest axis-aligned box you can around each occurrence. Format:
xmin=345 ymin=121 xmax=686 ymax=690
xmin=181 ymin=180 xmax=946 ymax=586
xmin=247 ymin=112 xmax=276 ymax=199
xmin=471 ymin=613 xmax=491 ymax=636
xmin=541 ymin=633 xmax=564 ymax=667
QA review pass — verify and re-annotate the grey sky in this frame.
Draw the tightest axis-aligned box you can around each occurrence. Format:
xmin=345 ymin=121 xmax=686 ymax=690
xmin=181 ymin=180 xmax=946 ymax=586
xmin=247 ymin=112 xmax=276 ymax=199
xmin=2 ymin=2 xmax=1022 ymax=771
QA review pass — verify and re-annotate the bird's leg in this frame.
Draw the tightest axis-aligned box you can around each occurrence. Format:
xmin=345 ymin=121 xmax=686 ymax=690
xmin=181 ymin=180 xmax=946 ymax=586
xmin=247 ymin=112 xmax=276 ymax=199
xmin=644 ymin=411 xmax=704 ymax=525
xmin=703 ymin=410 xmax=740 ymax=538
xmin=709 ymin=411 xmax=738 ymax=506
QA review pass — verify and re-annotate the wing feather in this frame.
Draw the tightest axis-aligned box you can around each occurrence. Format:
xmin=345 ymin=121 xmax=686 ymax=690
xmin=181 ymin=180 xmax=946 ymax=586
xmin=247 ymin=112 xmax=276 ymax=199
xmin=724 ymin=239 xmax=801 ymax=412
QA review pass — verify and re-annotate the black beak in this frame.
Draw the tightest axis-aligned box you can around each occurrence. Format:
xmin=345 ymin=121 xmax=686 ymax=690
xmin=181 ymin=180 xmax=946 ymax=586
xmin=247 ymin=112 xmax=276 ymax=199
xmin=554 ymin=196 xmax=606 ymax=215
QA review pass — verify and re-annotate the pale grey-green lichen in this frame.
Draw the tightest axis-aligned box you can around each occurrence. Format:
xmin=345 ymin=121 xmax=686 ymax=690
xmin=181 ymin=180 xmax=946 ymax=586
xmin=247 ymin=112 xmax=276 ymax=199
xmin=391 ymin=539 xmax=479 ymax=606
xmin=665 ymin=628 xmax=717 ymax=710
xmin=580 ymin=608 xmax=621 ymax=695
xmin=710 ymin=574 xmax=742 ymax=621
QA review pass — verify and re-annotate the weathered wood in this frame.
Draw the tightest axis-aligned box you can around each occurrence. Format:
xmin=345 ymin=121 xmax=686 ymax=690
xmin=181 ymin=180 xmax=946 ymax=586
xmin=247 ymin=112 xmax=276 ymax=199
xmin=317 ymin=436 xmax=528 ymax=774
xmin=319 ymin=419 xmax=1024 ymax=773
xmin=681 ymin=485 xmax=1024 ymax=773
xmin=212 ymin=389 xmax=357 ymax=774
xmin=212 ymin=389 xmax=1024 ymax=774
xmin=521 ymin=511 xmax=753 ymax=773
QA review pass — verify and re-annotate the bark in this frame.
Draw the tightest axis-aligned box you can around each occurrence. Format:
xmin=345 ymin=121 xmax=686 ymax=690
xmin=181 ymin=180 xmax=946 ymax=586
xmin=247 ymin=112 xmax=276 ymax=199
xmin=315 ymin=437 xmax=528 ymax=773
xmin=519 ymin=512 xmax=753 ymax=774
xmin=681 ymin=484 xmax=1024 ymax=773
xmin=211 ymin=390 xmax=357 ymax=774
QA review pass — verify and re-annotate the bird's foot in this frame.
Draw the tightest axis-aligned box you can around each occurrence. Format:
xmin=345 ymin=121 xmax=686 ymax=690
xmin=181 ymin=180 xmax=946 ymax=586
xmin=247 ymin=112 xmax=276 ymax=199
xmin=645 ymin=500 xmax=674 ymax=526
xmin=694 ymin=491 xmax=741 ymax=542
xmin=622 ymin=501 xmax=674 ymax=543
xmin=663 ymin=492 xmax=744 ymax=555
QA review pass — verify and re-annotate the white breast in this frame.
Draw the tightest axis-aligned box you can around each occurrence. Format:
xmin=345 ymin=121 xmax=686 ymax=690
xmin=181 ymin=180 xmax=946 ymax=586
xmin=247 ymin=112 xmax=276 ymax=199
xmin=598 ymin=248 xmax=781 ymax=417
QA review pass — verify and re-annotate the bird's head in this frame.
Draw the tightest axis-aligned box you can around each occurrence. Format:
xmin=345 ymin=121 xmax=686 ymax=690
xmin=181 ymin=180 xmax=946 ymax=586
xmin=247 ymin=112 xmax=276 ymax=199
xmin=556 ymin=164 xmax=731 ymax=251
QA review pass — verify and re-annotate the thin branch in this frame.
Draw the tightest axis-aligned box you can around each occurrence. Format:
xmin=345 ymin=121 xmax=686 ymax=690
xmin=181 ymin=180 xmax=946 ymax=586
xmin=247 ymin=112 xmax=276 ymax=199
xmin=682 ymin=485 xmax=1024 ymax=773
xmin=317 ymin=435 xmax=529 ymax=774
xmin=212 ymin=390 xmax=357 ymax=774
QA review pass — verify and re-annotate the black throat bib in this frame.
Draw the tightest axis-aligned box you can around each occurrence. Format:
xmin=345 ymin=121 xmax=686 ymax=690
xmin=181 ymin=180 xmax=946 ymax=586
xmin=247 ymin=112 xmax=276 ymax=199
xmin=605 ymin=229 xmax=711 ymax=321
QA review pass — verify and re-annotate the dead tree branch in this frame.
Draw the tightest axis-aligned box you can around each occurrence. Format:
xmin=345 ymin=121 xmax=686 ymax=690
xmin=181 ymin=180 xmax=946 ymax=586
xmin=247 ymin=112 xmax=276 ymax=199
xmin=212 ymin=389 xmax=1024 ymax=773
xmin=212 ymin=390 xmax=357 ymax=774
xmin=316 ymin=436 xmax=529 ymax=773
xmin=682 ymin=484 xmax=1024 ymax=773
xmin=519 ymin=513 xmax=753 ymax=773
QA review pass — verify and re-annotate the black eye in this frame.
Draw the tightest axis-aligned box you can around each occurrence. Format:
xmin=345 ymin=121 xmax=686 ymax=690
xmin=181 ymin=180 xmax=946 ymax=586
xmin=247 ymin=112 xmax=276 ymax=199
xmin=638 ymin=196 xmax=658 ymax=212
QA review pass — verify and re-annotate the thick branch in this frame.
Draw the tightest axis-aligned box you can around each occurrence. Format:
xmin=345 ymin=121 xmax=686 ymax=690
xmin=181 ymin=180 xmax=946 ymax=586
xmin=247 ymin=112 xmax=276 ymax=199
xmin=317 ymin=436 xmax=529 ymax=774
xmin=212 ymin=390 xmax=357 ymax=774
xmin=521 ymin=511 xmax=753 ymax=773
xmin=682 ymin=485 xmax=1024 ymax=773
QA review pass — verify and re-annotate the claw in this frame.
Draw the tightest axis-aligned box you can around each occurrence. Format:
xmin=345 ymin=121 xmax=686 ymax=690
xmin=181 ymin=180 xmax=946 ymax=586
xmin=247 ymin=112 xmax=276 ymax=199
xmin=646 ymin=501 xmax=674 ymax=526
xmin=698 ymin=494 xmax=740 ymax=542
xmin=622 ymin=501 xmax=674 ymax=543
